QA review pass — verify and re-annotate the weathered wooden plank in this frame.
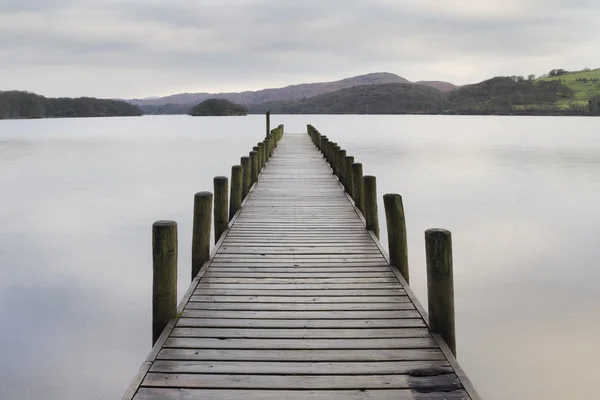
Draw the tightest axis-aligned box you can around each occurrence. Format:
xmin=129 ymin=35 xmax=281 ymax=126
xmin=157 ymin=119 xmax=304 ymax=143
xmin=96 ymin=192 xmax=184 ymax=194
xmin=156 ymin=348 xmax=445 ymax=361
xmin=164 ymin=337 xmax=438 ymax=349
xmin=185 ymin=302 xmax=414 ymax=311
xmin=181 ymin=310 xmax=420 ymax=319
xmin=134 ymin=388 xmax=470 ymax=400
xmin=169 ymin=327 xmax=431 ymax=339
xmin=189 ymin=295 xmax=410 ymax=303
xmin=197 ymin=284 xmax=403 ymax=290
xmin=193 ymin=289 xmax=407 ymax=296
xmin=200 ymin=277 xmax=400 ymax=283
xmin=176 ymin=318 xmax=426 ymax=329
xmin=149 ymin=360 xmax=450 ymax=374
xmin=203 ymin=271 xmax=396 ymax=277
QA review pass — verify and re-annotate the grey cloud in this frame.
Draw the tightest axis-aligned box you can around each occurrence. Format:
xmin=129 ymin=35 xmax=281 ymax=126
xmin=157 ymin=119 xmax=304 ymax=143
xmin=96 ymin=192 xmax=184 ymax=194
xmin=0 ymin=0 xmax=599 ymax=97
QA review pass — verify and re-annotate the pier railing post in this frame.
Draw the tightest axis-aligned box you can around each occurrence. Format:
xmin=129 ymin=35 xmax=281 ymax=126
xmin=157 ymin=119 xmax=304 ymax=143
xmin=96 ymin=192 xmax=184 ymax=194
xmin=250 ymin=150 xmax=259 ymax=184
xmin=332 ymin=146 xmax=340 ymax=175
xmin=257 ymin=142 xmax=265 ymax=170
xmin=241 ymin=156 xmax=252 ymax=199
xmin=337 ymin=149 xmax=346 ymax=184
xmin=213 ymin=176 xmax=229 ymax=244
xmin=384 ymin=193 xmax=409 ymax=283
xmin=321 ymin=137 xmax=329 ymax=159
xmin=425 ymin=228 xmax=456 ymax=356
xmin=344 ymin=156 xmax=354 ymax=198
xmin=352 ymin=163 xmax=365 ymax=216
xmin=266 ymin=111 xmax=270 ymax=138
xmin=192 ymin=192 xmax=212 ymax=279
xmin=230 ymin=165 xmax=243 ymax=220
xmin=152 ymin=220 xmax=177 ymax=346
xmin=363 ymin=175 xmax=380 ymax=238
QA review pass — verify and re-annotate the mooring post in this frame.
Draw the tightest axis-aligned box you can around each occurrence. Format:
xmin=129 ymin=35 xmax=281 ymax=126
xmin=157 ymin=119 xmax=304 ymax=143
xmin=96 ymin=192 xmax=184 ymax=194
xmin=321 ymin=137 xmax=329 ymax=159
xmin=257 ymin=142 xmax=265 ymax=171
xmin=332 ymin=146 xmax=340 ymax=175
xmin=384 ymin=193 xmax=409 ymax=283
xmin=192 ymin=192 xmax=212 ymax=279
xmin=363 ymin=175 xmax=379 ymax=238
xmin=213 ymin=176 xmax=229 ymax=244
xmin=266 ymin=111 xmax=271 ymax=138
xmin=152 ymin=220 xmax=177 ymax=346
xmin=230 ymin=165 xmax=243 ymax=221
xmin=425 ymin=228 xmax=456 ymax=356
xmin=241 ymin=156 xmax=252 ymax=199
xmin=344 ymin=156 xmax=355 ymax=198
xmin=330 ymin=143 xmax=338 ymax=170
xmin=352 ymin=163 xmax=365 ymax=216
xmin=337 ymin=149 xmax=346 ymax=184
xmin=250 ymin=150 xmax=259 ymax=184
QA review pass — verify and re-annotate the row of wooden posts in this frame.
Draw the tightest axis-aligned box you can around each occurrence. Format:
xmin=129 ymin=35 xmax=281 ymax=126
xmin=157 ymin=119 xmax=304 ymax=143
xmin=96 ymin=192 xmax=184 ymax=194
xmin=151 ymin=122 xmax=284 ymax=345
xmin=307 ymin=124 xmax=457 ymax=356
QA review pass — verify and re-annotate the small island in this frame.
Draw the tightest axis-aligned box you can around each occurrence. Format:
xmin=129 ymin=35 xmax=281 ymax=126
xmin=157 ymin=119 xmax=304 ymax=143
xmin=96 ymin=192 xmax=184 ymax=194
xmin=188 ymin=98 xmax=248 ymax=116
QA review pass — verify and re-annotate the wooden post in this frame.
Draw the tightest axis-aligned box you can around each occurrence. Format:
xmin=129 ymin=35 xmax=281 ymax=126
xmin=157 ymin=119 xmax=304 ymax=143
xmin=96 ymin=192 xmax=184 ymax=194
xmin=329 ymin=143 xmax=338 ymax=170
xmin=192 ymin=192 xmax=212 ymax=280
xmin=425 ymin=228 xmax=456 ymax=356
xmin=213 ymin=176 xmax=228 ymax=244
xmin=352 ymin=163 xmax=365 ymax=216
xmin=337 ymin=149 xmax=346 ymax=184
xmin=241 ymin=156 xmax=252 ymax=199
xmin=230 ymin=165 xmax=243 ymax=221
xmin=363 ymin=175 xmax=379 ymax=238
xmin=344 ymin=156 xmax=354 ymax=198
xmin=257 ymin=142 xmax=265 ymax=170
xmin=384 ymin=193 xmax=409 ymax=283
xmin=152 ymin=220 xmax=177 ymax=345
xmin=266 ymin=111 xmax=271 ymax=138
xmin=250 ymin=150 xmax=259 ymax=184
xmin=253 ymin=145 xmax=261 ymax=174
xmin=321 ymin=137 xmax=329 ymax=159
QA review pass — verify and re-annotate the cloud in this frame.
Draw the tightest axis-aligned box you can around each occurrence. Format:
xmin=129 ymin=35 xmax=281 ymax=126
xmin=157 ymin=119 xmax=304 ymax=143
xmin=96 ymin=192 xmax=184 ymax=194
xmin=0 ymin=0 xmax=599 ymax=97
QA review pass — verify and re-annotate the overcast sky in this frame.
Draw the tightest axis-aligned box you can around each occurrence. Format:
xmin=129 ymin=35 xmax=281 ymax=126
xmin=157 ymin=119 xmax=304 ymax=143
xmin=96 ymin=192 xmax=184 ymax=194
xmin=1 ymin=0 xmax=599 ymax=98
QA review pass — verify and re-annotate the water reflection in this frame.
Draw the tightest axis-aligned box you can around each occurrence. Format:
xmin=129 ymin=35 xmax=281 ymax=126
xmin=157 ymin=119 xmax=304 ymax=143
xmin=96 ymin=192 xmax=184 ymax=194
xmin=1 ymin=115 xmax=599 ymax=399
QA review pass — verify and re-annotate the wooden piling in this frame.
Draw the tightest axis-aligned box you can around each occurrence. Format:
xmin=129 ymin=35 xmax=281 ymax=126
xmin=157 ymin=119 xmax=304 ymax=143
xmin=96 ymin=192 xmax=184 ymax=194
xmin=250 ymin=151 xmax=259 ymax=184
xmin=363 ymin=175 xmax=379 ymax=238
xmin=321 ymin=137 xmax=329 ymax=159
xmin=337 ymin=149 xmax=346 ymax=184
xmin=213 ymin=176 xmax=229 ymax=244
xmin=192 ymin=192 xmax=212 ymax=280
xmin=425 ymin=228 xmax=456 ymax=356
xmin=230 ymin=165 xmax=243 ymax=221
xmin=152 ymin=220 xmax=177 ymax=346
xmin=241 ymin=156 xmax=252 ymax=199
xmin=266 ymin=111 xmax=270 ymax=138
xmin=383 ymin=193 xmax=409 ymax=283
xmin=352 ymin=163 xmax=365 ymax=216
xmin=344 ymin=156 xmax=354 ymax=198
xmin=257 ymin=142 xmax=265 ymax=170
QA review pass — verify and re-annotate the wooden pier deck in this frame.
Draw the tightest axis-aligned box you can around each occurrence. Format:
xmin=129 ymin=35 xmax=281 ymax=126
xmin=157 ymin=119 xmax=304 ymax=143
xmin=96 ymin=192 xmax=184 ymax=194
xmin=125 ymin=132 xmax=478 ymax=400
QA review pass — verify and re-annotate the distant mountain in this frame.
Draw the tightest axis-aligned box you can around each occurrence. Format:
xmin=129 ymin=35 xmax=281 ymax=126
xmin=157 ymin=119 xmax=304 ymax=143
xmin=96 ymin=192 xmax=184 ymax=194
xmin=128 ymin=73 xmax=457 ymax=115
xmin=248 ymin=83 xmax=445 ymax=114
xmin=0 ymin=90 xmax=142 ymax=119
xmin=414 ymin=81 xmax=457 ymax=92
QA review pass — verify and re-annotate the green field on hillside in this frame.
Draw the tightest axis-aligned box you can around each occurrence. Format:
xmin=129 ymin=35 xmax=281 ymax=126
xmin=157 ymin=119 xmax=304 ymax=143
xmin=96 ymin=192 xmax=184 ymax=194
xmin=537 ymin=68 xmax=600 ymax=108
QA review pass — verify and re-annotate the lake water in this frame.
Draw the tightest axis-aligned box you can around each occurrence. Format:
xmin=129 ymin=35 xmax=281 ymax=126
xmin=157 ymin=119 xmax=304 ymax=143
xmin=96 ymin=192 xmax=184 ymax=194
xmin=0 ymin=115 xmax=599 ymax=399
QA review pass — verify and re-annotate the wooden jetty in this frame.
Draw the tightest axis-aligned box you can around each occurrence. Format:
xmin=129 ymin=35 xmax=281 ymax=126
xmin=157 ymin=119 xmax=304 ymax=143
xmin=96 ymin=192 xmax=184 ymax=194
xmin=124 ymin=123 xmax=480 ymax=400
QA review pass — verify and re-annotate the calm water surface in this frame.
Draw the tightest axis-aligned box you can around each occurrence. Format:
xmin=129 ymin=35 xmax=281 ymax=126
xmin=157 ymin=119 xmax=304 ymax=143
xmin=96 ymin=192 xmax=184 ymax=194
xmin=0 ymin=115 xmax=599 ymax=399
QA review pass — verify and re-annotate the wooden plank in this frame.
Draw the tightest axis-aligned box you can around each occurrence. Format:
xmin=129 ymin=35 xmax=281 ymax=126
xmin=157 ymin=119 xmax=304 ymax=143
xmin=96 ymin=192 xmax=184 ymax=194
xmin=181 ymin=310 xmax=421 ymax=319
xmin=134 ymin=388 xmax=470 ymax=400
xmin=149 ymin=360 xmax=451 ymax=374
xmin=169 ymin=328 xmax=432 ymax=339
xmin=163 ymin=337 xmax=438 ymax=349
xmin=185 ymin=302 xmax=414 ymax=311
xmin=141 ymin=373 xmax=462 ymax=390
xmin=175 ymin=318 xmax=426 ymax=329
xmin=189 ymin=295 xmax=410 ymax=303
xmin=196 ymin=283 xmax=403 ymax=290
xmin=200 ymin=277 xmax=400 ymax=283
xmin=156 ymin=348 xmax=445 ymax=361
xmin=203 ymin=271 xmax=396 ymax=277
xmin=193 ymin=289 xmax=407 ymax=296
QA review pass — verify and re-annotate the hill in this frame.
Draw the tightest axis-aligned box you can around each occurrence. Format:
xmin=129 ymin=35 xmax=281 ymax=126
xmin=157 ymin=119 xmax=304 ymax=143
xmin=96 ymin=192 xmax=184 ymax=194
xmin=129 ymin=73 xmax=457 ymax=115
xmin=0 ymin=91 xmax=142 ymax=119
xmin=247 ymin=76 xmax=599 ymax=116
xmin=189 ymin=98 xmax=247 ymax=116
xmin=536 ymin=68 xmax=600 ymax=108
xmin=248 ymin=83 xmax=445 ymax=114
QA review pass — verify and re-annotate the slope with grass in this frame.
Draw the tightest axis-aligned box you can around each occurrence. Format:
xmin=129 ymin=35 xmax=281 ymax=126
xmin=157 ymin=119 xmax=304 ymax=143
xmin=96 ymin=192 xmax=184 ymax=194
xmin=536 ymin=68 xmax=600 ymax=108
